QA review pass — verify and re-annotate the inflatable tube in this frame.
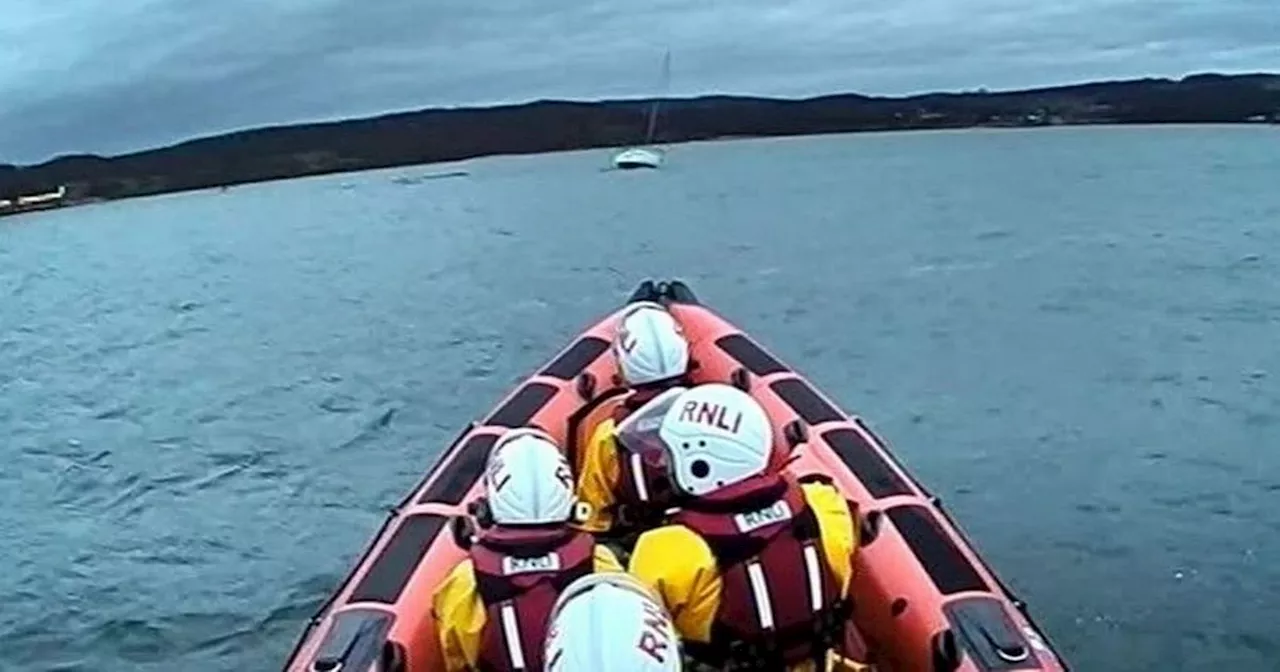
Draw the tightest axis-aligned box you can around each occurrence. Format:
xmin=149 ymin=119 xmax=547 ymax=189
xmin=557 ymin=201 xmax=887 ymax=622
xmin=281 ymin=279 xmax=1070 ymax=672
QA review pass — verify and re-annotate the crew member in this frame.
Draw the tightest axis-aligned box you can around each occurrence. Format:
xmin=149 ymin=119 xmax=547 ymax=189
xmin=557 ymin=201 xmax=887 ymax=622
xmin=543 ymin=572 xmax=683 ymax=672
xmin=575 ymin=300 xmax=692 ymax=536
xmin=432 ymin=428 xmax=624 ymax=672
xmin=623 ymin=383 xmax=862 ymax=672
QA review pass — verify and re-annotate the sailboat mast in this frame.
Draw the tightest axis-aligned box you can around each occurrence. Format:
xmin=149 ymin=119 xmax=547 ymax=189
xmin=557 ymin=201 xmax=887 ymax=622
xmin=642 ymin=50 xmax=671 ymax=145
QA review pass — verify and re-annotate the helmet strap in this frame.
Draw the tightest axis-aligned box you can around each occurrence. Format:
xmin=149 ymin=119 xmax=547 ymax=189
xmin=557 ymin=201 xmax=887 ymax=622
xmin=468 ymin=497 xmax=495 ymax=529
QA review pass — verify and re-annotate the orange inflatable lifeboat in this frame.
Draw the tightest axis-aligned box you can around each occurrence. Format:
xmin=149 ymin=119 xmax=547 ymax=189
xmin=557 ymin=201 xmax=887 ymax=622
xmin=281 ymin=279 xmax=1070 ymax=672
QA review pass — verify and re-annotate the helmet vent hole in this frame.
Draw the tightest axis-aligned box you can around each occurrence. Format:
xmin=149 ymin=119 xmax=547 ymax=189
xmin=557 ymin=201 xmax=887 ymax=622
xmin=691 ymin=460 xmax=710 ymax=478
xmin=698 ymin=440 xmax=706 ymax=447
xmin=682 ymin=442 xmax=690 ymax=450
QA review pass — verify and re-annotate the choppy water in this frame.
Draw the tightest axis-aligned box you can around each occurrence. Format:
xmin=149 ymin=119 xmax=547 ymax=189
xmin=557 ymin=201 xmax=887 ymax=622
xmin=3 ymin=125 xmax=1279 ymax=671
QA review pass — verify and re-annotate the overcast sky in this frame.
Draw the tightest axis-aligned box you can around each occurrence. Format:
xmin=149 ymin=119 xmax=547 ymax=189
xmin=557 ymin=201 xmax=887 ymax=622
xmin=1 ymin=0 xmax=1276 ymax=164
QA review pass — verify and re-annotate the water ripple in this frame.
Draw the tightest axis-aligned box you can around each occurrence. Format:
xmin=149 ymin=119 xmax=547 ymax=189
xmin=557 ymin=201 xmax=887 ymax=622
xmin=3 ymin=127 xmax=1280 ymax=672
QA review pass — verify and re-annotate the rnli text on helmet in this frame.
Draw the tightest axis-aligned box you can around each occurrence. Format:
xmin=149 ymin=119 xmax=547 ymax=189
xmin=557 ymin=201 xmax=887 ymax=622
xmin=678 ymin=400 xmax=743 ymax=434
xmin=638 ymin=595 xmax=675 ymax=665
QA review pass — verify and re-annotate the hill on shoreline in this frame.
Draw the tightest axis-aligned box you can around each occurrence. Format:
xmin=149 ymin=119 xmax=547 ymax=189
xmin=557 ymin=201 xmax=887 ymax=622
xmin=2 ymin=72 xmax=1278 ymax=205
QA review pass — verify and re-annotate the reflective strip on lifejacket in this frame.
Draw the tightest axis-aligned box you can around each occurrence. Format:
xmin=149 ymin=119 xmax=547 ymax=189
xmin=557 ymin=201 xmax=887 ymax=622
xmin=745 ymin=561 xmax=776 ymax=630
xmin=629 ymin=453 xmax=651 ymax=502
xmin=500 ymin=603 xmax=527 ymax=670
xmin=744 ymin=543 xmax=827 ymax=635
xmin=802 ymin=543 xmax=824 ymax=612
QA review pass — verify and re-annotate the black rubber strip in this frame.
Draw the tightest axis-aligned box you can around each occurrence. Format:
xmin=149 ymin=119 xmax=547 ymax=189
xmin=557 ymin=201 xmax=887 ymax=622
xmin=886 ymin=505 xmax=988 ymax=596
xmin=770 ymin=378 xmax=843 ymax=425
xmin=417 ymin=433 xmax=499 ymax=505
xmin=821 ymin=428 xmax=912 ymax=499
xmin=715 ymin=334 xmax=790 ymax=376
xmin=485 ymin=382 xmax=558 ymax=428
xmin=540 ymin=337 xmax=610 ymax=380
xmin=349 ymin=513 xmax=448 ymax=604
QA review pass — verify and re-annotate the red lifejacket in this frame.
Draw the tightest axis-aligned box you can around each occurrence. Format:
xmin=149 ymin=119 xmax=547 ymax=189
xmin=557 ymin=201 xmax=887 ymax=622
xmin=470 ymin=526 xmax=595 ymax=672
xmin=673 ymin=474 xmax=849 ymax=669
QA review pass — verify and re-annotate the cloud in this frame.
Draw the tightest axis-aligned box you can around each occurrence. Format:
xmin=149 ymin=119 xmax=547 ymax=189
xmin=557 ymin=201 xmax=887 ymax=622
xmin=1 ymin=0 xmax=1277 ymax=163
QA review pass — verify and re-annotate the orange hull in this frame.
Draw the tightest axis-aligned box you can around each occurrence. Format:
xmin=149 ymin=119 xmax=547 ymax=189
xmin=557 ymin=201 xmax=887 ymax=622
xmin=281 ymin=280 xmax=1070 ymax=672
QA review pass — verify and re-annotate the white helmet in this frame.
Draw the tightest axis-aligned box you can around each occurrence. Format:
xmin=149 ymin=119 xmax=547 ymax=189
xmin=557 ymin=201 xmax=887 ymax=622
xmin=544 ymin=573 xmax=682 ymax=672
xmin=483 ymin=428 xmax=576 ymax=525
xmin=616 ymin=383 xmax=773 ymax=497
xmin=614 ymin=301 xmax=690 ymax=387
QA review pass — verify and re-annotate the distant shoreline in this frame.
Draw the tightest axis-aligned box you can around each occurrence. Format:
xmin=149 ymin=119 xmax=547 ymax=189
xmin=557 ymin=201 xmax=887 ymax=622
xmin=1 ymin=71 xmax=1277 ymax=217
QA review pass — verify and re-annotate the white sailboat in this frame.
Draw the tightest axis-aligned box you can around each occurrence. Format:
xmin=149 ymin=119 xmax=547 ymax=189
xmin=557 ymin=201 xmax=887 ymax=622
xmin=612 ymin=51 xmax=671 ymax=170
